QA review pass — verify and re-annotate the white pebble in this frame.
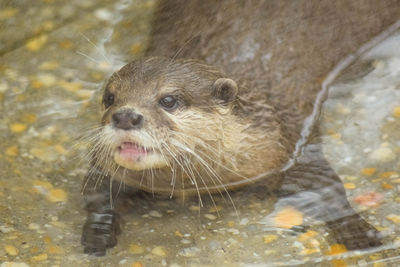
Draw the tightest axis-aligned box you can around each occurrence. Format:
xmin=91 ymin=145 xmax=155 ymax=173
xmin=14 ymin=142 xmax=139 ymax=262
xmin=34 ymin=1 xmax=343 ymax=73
xmin=369 ymin=147 xmax=396 ymax=162
xmin=149 ymin=210 xmax=162 ymax=218
xmin=28 ymin=223 xmax=40 ymax=230
xmin=1 ymin=263 xmax=29 ymax=267
xmin=178 ymin=247 xmax=201 ymax=257
xmin=239 ymin=218 xmax=249 ymax=225
xmin=204 ymin=214 xmax=217 ymax=220
xmin=94 ymin=8 xmax=113 ymax=21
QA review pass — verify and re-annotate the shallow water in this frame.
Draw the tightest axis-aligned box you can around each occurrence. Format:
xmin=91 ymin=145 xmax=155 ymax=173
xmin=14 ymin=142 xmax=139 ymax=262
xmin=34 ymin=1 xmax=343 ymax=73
xmin=0 ymin=0 xmax=399 ymax=266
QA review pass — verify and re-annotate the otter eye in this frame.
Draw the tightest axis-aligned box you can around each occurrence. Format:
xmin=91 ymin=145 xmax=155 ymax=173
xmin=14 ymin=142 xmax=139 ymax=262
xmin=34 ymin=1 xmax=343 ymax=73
xmin=159 ymin=95 xmax=178 ymax=111
xmin=103 ymin=93 xmax=114 ymax=108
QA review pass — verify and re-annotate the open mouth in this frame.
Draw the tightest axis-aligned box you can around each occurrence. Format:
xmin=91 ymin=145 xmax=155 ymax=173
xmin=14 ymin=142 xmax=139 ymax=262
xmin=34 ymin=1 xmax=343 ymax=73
xmin=117 ymin=142 xmax=152 ymax=162
xmin=114 ymin=141 xmax=168 ymax=170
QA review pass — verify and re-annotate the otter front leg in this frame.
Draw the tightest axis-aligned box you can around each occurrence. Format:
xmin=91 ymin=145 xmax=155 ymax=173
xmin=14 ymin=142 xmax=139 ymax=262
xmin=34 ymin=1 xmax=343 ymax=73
xmin=279 ymin=144 xmax=382 ymax=250
xmin=81 ymin=172 xmax=121 ymax=256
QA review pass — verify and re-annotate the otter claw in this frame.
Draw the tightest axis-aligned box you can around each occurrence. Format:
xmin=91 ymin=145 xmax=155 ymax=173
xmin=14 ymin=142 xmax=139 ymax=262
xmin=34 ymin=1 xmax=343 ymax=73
xmin=81 ymin=212 xmax=121 ymax=256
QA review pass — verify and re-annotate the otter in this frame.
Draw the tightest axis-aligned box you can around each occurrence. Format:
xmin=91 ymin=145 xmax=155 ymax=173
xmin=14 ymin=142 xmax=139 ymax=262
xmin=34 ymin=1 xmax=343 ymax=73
xmin=81 ymin=0 xmax=400 ymax=256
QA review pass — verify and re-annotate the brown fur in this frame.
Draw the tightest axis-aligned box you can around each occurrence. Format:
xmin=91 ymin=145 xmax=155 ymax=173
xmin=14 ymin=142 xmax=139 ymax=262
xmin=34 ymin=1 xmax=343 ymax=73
xmin=96 ymin=57 xmax=287 ymax=195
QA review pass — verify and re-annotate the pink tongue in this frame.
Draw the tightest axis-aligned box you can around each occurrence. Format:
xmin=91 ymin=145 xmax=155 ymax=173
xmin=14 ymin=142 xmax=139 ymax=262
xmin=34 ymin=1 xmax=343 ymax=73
xmin=119 ymin=142 xmax=147 ymax=161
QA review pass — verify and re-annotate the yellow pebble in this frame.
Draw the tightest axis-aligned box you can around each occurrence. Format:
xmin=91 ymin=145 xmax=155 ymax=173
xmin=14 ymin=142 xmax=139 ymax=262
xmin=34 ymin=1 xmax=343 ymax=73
xmin=189 ymin=205 xmax=200 ymax=211
xmin=48 ymin=245 xmax=64 ymax=254
xmin=209 ymin=206 xmax=223 ymax=213
xmin=10 ymin=123 xmax=27 ymax=133
xmin=32 ymin=253 xmax=48 ymax=261
xmin=392 ymin=106 xmax=400 ymax=118
xmin=5 ymin=146 xmax=19 ymax=157
xmin=227 ymin=221 xmax=235 ymax=227
xmin=151 ymin=246 xmax=167 ymax=257
xmin=369 ymin=253 xmax=382 ymax=261
xmin=330 ymin=132 xmax=342 ymax=140
xmin=361 ymin=168 xmax=376 ymax=176
xmin=0 ymin=8 xmax=19 ymax=19
xmin=36 ymin=74 xmax=56 ymax=87
xmin=47 ymin=188 xmax=67 ymax=202
xmin=31 ymin=79 xmax=44 ymax=89
xmin=304 ymin=238 xmax=320 ymax=249
xmin=274 ymin=206 xmax=303 ymax=229
xmin=54 ymin=145 xmax=67 ymax=155
xmin=26 ymin=35 xmax=48 ymax=52
xmin=343 ymin=175 xmax=358 ymax=181
xmin=386 ymin=214 xmax=400 ymax=224
xmin=343 ymin=183 xmax=356 ymax=189
xmin=326 ymin=244 xmax=348 ymax=256
xmin=58 ymin=80 xmax=82 ymax=92
xmin=76 ymin=89 xmax=95 ymax=100
xmin=22 ymin=113 xmax=37 ymax=124
xmin=129 ymin=244 xmax=145 ymax=254
xmin=381 ymin=182 xmax=394 ymax=190
xmin=204 ymin=214 xmax=217 ymax=220
xmin=32 ymin=179 xmax=53 ymax=190
xmin=132 ymin=262 xmax=144 ymax=267
xmin=379 ymin=172 xmax=398 ymax=179
xmin=297 ymin=230 xmax=318 ymax=242
xmin=331 ymin=259 xmax=347 ymax=267
xmin=263 ymin=234 xmax=278 ymax=243
xmin=175 ymin=231 xmax=183 ymax=237
xmin=59 ymin=40 xmax=73 ymax=49
xmin=301 ymin=248 xmax=319 ymax=255
xmin=43 ymin=236 xmax=52 ymax=244
xmin=30 ymin=147 xmax=55 ymax=162
xmin=39 ymin=61 xmax=60 ymax=70
xmin=5 ymin=245 xmax=19 ymax=256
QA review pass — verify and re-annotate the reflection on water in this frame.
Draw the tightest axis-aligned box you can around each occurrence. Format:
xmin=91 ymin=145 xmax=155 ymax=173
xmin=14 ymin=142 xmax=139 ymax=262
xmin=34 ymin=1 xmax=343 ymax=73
xmin=0 ymin=0 xmax=399 ymax=266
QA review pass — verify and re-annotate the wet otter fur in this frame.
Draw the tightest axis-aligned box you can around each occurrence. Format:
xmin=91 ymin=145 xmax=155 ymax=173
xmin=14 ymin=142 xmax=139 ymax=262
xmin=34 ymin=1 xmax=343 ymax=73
xmin=81 ymin=0 xmax=400 ymax=256
xmin=90 ymin=57 xmax=287 ymax=196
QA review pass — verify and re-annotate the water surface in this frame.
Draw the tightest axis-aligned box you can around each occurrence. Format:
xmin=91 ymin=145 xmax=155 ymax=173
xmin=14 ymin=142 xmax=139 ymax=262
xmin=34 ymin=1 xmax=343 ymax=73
xmin=0 ymin=0 xmax=399 ymax=266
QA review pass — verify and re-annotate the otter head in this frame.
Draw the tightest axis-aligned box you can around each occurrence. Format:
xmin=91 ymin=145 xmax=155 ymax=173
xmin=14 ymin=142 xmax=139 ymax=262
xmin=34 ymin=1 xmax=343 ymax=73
xmin=97 ymin=57 xmax=240 ymax=175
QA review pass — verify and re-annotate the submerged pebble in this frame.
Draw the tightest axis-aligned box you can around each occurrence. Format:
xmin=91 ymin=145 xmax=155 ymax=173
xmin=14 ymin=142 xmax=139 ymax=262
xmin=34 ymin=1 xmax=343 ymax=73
xmin=4 ymin=245 xmax=19 ymax=256
xmin=263 ymin=234 xmax=278 ymax=244
xmin=273 ymin=207 xmax=303 ymax=229
xmin=178 ymin=247 xmax=201 ymax=257
xmin=0 ymin=263 xmax=29 ymax=267
xmin=204 ymin=214 xmax=217 ymax=220
xmin=31 ymin=253 xmax=48 ymax=261
xmin=9 ymin=123 xmax=27 ymax=133
xmin=392 ymin=106 xmax=400 ymax=117
xmin=149 ymin=210 xmax=162 ymax=218
xmin=386 ymin=214 xmax=400 ymax=224
xmin=369 ymin=147 xmax=396 ymax=162
xmin=26 ymin=34 xmax=48 ymax=51
xmin=129 ymin=244 xmax=145 ymax=254
xmin=151 ymin=246 xmax=167 ymax=257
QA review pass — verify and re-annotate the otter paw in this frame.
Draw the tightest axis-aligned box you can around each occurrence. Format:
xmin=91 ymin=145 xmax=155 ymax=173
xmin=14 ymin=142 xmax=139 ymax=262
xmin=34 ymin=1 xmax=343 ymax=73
xmin=327 ymin=214 xmax=382 ymax=250
xmin=81 ymin=212 xmax=121 ymax=256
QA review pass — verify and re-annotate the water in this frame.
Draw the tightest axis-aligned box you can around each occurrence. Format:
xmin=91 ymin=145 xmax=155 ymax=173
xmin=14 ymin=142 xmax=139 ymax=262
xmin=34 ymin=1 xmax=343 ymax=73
xmin=0 ymin=0 xmax=399 ymax=266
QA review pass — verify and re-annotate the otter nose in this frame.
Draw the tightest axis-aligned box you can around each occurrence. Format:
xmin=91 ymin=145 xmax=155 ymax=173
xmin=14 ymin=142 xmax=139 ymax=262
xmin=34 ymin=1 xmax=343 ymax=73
xmin=112 ymin=109 xmax=143 ymax=130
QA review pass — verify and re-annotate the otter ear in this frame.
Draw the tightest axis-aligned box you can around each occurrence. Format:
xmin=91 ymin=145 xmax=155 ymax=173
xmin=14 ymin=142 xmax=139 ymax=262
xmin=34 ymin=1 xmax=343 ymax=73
xmin=211 ymin=78 xmax=238 ymax=104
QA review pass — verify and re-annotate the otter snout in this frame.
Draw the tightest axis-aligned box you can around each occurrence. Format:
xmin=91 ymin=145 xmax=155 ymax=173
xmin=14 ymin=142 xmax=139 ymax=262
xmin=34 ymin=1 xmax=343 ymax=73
xmin=112 ymin=109 xmax=143 ymax=130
